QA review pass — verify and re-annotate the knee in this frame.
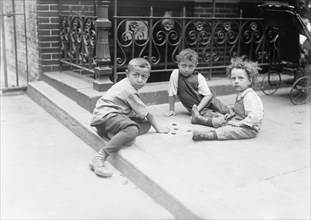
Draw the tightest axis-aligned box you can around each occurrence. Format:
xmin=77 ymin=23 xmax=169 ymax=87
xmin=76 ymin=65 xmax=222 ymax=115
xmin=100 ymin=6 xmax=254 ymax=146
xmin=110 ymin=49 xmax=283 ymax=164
xmin=139 ymin=121 xmax=151 ymax=135
xmin=125 ymin=126 xmax=139 ymax=138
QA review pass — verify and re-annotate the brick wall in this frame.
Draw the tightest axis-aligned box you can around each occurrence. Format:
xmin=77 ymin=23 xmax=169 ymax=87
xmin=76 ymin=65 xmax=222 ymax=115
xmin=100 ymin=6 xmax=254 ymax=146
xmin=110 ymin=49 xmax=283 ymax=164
xmin=194 ymin=2 xmax=240 ymax=17
xmin=37 ymin=0 xmax=59 ymax=74
xmin=2 ymin=0 xmax=248 ymax=85
xmin=37 ymin=0 xmax=95 ymax=74
xmin=1 ymin=0 xmax=96 ymax=85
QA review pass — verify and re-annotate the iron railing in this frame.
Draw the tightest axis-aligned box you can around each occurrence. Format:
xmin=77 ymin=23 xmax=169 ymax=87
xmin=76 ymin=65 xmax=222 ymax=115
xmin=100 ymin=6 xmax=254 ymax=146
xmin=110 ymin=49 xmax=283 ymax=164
xmin=59 ymin=7 xmax=280 ymax=83
xmin=59 ymin=14 xmax=97 ymax=75
xmin=1 ymin=0 xmax=29 ymax=92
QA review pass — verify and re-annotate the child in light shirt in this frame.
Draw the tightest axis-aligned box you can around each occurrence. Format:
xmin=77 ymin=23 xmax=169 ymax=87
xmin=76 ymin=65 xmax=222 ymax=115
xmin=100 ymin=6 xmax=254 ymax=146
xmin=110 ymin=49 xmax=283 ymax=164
xmin=90 ymin=58 xmax=169 ymax=177
xmin=191 ymin=56 xmax=264 ymax=140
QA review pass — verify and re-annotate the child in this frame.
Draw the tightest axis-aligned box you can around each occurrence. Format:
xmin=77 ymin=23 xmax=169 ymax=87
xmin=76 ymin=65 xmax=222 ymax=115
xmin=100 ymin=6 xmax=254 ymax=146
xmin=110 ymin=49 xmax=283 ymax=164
xmin=191 ymin=56 xmax=264 ymax=141
xmin=164 ymin=48 xmax=229 ymax=118
xmin=90 ymin=58 xmax=169 ymax=177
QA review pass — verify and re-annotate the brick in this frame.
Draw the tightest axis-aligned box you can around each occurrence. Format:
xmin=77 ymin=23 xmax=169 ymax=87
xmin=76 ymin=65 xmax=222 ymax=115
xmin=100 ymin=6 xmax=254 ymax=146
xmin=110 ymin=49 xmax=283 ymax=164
xmin=41 ymin=59 xmax=59 ymax=65
xmin=50 ymin=5 xmax=59 ymax=11
xmin=60 ymin=5 xmax=70 ymax=11
xmin=41 ymin=54 xmax=52 ymax=59
xmin=39 ymin=42 xmax=52 ymax=48
xmin=37 ymin=5 xmax=49 ymax=10
xmin=37 ymin=11 xmax=58 ymax=17
xmin=38 ymin=30 xmax=51 ymax=36
xmin=40 ymin=47 xmax=59 ymax=54
xmin=37 ymin=0 xmax=58 ymax=4
xmin=39 ymin=24 xmax=59 ymax=29
xmin=52 ymin=53 xmax=60 ymax=59
xmin=37 ymin=17 xmax=50 ymax=23
xmin=52 ymin=42 xmax=60 ymax=47
xmin=42 ymin=66 xmax=52 ymax=72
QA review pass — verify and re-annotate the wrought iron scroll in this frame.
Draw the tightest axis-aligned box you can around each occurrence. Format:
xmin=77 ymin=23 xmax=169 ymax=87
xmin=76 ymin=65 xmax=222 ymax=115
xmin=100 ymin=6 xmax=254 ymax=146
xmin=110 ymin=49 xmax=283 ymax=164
xmin=59 ymin=10 xmax=281 ymax=81
xmin=113 ymin=13 xmax=277 ymax=78
xmin=59 ymin=15 xmax=97 ymax=73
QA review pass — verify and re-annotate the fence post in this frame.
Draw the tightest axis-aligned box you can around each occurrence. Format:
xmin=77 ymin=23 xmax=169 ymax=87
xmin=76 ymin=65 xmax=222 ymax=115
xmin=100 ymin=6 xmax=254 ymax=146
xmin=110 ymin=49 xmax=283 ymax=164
xmin=93 ymin=0 xmax=113 ymax=92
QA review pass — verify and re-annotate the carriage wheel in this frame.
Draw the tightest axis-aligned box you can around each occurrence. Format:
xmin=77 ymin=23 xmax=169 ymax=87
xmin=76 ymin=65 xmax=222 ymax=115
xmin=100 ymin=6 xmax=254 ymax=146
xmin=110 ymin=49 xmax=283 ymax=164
xmin=261 ymin=71 xmax=281 ymax=95
xmin=290 ymin=76 xmax=311 ymax=105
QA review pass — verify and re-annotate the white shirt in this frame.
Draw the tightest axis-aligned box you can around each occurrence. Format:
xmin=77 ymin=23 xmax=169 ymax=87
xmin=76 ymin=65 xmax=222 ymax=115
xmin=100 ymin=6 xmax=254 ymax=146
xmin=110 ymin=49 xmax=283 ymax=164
xmin=168 ymin=69 xmax=212 ymax=97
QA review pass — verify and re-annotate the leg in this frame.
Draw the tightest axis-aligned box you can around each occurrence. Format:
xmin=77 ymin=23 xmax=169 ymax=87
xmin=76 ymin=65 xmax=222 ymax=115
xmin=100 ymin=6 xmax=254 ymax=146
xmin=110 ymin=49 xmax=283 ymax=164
xmin=91 ymin=115 xmax=140 ymax=177
xmin=191 ymin=105 xmax=214 ymax=126
xmin=215 ymin=125 xmax=258 ymax=140
xmin=192 ymin=129 xmax=218 ymax=141
xmin=191 ymin=105 xmax=226 ymax=127
xmin=91 ymin=126 xmax=139 ymax=177
xmin=131 ymin=117 xmax=151 ymax=135
xmin=103 ymin=126 xmax=139 ymax=154
xmin=208 ymin=97 xmax=230 ymax=115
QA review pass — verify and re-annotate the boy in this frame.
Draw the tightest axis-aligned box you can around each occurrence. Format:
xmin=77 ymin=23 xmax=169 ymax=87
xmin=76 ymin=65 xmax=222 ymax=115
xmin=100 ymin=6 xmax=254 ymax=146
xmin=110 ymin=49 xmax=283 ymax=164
xmin=191 ymin=56 xmax=264 ymax=140
xmin=164 ymin=48 xmax=229 ymax=117
xmin=90 ymin=58 xmax=169 ymax=177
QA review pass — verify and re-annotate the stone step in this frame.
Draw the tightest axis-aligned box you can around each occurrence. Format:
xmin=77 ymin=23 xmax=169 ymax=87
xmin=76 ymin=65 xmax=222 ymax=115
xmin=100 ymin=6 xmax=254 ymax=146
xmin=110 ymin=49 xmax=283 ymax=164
xmin=42 ymin=71 xmax=169 ymax=113
xmin=27 ymin=81 xmax=198 ymax=219
xmin=42 ymin=71 xmax=294 ymax=113
xmin=27 ymin=73 xmax=298 ymax=219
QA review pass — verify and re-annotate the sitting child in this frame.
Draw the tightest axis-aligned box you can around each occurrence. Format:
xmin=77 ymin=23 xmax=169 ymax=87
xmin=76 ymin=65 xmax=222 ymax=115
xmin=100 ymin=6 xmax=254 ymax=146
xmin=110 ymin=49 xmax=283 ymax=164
xmin=191 ymin=56 xmax=264 ymax=141
xmin=164 ymin=48 xmax=229 ymax=117
xmin=90 ymin=58 xmax=169 ymax=177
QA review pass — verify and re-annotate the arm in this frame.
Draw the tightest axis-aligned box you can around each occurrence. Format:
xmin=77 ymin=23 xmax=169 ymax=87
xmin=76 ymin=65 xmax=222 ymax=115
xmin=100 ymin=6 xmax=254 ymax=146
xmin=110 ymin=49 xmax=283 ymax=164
xmin=197 ymin=74 xmax=213 ymax=112
xmin=146 ymin=112 xmax=169 ymax=133
xmin=164 ymin=70 xmax=179 ymax=117
xmin=197 ymin=94 xmax=213 ymax=112
xmin=164 ymin=96 xmax=176 ymax=117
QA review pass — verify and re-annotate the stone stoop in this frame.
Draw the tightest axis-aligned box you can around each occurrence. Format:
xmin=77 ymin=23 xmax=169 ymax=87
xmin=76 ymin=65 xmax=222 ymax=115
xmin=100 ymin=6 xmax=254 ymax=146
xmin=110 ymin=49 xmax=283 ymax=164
xmin=28 ymin=71 xmax=294 ymax=219
xmin=41 ymin=71 xmax=170 ymax=113
xmin=41 ymin=71 xmax=294 ymax=114
xmin=26 ymin=80 xmax=199 ymax=219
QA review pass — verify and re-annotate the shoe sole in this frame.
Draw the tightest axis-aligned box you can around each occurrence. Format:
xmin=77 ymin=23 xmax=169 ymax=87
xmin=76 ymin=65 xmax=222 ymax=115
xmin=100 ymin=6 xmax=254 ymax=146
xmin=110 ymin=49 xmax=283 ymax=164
xmin=89 ymin=164 xmax=113 ymax=177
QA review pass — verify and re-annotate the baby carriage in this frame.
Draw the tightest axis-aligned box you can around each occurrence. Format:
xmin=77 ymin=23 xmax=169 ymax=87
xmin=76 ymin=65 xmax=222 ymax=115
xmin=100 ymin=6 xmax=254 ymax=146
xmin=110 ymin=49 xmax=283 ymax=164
xmin=258 ymin=2 xmax=311 ymax=105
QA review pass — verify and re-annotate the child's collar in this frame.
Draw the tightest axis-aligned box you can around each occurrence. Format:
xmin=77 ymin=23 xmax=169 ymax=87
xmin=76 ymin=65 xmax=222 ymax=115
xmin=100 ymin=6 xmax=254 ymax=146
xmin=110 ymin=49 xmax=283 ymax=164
xmin=236 ymin=88 xmax=252 ymax=100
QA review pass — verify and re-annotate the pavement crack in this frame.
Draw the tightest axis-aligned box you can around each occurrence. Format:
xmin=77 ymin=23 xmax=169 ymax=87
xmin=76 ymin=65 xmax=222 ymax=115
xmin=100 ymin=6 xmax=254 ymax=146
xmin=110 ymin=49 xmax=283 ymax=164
xmin=264 ymin=166 xmax=310 ymax=181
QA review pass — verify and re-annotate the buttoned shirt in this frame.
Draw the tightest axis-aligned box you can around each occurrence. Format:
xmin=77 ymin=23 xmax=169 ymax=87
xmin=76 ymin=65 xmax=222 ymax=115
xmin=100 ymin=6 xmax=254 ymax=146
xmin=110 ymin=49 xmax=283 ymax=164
xmin=90 ymin=78 xmax=149 ymax=126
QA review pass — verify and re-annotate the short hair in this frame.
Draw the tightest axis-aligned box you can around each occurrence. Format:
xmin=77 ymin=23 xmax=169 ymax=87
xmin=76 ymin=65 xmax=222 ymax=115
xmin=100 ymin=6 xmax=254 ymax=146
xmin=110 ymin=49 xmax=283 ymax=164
xmin=127 ymin=58 xmax=151 ymax=73
xmin=176 ymin=48 xmax=199 ymax=64
xmin=226 ymin=55 xmax=261 ymax=86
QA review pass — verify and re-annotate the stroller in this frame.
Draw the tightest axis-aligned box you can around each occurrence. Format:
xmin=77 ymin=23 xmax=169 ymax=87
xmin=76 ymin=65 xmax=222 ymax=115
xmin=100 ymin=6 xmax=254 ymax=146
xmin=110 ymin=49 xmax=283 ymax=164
xmin=259 ymin=2 xmax=311 ymax=105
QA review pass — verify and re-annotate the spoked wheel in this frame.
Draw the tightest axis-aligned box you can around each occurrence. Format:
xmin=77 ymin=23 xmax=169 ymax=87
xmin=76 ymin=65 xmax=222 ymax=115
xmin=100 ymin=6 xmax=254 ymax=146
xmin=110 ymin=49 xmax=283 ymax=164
xmin=261 ymin=71 xmax=281 ymax=95
xmin=290 ymin=76 xmax=311 ymax=105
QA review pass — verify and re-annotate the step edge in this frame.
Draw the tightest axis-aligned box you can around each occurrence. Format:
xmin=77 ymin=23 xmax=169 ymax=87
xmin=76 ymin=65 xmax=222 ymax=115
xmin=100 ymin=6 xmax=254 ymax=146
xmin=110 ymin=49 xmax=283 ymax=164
xmin=27 ymin=81 xmax=201 ymax=219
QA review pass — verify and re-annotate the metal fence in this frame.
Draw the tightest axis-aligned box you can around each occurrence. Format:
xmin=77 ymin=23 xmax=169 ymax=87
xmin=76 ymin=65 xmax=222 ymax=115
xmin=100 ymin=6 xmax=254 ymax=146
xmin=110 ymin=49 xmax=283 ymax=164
xmin=0 ymin=0 xmax=29 ymax=93
xmin=59 ymin=7 xmax=280 ymax=83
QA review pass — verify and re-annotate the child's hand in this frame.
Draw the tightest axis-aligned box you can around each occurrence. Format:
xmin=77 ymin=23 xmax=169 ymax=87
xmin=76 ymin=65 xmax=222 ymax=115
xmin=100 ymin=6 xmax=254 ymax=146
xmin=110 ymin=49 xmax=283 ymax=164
xmin=227 ymin=121 xmax=242 ymax=127
xmin=225 ymin=112 xmax=235 ymax=120
xmin=164 ymin=111 xmax=176 ymax=117
xmin=157 ymin=127 xmax=170 ymax=134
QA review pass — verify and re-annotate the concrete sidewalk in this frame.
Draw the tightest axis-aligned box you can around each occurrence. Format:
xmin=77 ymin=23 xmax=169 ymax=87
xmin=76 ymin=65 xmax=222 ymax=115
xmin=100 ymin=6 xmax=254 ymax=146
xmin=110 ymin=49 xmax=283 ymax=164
xmin=26 ymin=78 xmax=311 ymax=219
xmin=0 ymin=94 xmax=174 ymax=219
xmin=142 ymin=88 xmax=310 ymax=219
